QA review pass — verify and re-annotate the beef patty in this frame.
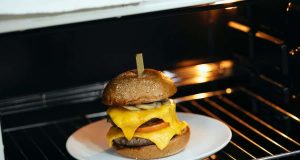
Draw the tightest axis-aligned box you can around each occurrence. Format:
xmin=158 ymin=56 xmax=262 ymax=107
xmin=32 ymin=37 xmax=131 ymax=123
xmin=107 ymin=116 xmax=165 ymax=147
xmin=113 ymin=137 xmax=154 ymax=147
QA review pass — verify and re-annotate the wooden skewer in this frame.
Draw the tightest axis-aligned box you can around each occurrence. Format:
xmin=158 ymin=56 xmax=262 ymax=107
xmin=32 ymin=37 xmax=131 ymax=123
xmin=136 ymin=53 xmax=144 ymax=77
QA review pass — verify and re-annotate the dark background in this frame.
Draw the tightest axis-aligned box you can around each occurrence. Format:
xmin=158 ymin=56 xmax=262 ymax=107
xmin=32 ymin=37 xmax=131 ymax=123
xmin=0 ymin=0 xmax=298 ymax=99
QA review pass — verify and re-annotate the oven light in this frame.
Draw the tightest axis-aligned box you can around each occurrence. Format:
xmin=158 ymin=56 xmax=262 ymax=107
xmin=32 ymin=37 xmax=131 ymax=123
xmin=195 ymin=64 xmax=214 ymax=73
xmin=220 ymin=60 xmax=234 ymax=69
xmin=226 ymin=88 xmax=232 ymax=94
xmin=286 ymin=2 xmax=292 ymax=12
xmin=163 ymin=70 xmax=176 ymax=78
xmin=214 ymin=0 xmax=241 ymax=4
xmin=225 ymin=6 xmax=238 ymax=10
xmin=255 ymin=31 xmax=284 ymax=45
xmin=228 ymin=21 xmax=250 ymax=33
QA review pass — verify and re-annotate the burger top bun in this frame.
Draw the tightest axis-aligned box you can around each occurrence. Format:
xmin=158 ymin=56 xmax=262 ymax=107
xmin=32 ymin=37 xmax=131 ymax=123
xmin=102 ymin=69 xmax=177 ymax=106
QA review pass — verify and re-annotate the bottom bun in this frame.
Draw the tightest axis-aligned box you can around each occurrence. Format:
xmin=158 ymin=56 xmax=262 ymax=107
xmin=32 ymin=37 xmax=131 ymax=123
xmin=114 ymin=126 xmax=190 ymax=159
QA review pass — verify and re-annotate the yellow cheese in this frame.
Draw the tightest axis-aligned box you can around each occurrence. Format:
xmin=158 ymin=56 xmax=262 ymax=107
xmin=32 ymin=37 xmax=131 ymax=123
xmin=107 ymin=99 xmax=180 ymax=140
xmin=106 ymin=99 xmax=188 ymax=150
xmin=107 ymin=121 xmax=187 ymax=150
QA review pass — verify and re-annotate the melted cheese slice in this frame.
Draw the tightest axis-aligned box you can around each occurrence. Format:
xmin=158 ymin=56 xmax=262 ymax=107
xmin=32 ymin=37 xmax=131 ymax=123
xmin=107 ymin=121 xmax=187 ymax=150
xmin=106 ymin=99 xmax=188 ymax=150
xmin=107 ymin=99 xmax=180 ymax=140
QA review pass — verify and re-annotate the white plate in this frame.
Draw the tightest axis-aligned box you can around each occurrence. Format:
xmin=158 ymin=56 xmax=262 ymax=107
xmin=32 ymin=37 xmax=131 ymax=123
xmin=66 ymin=112 xmax=232 ymax=160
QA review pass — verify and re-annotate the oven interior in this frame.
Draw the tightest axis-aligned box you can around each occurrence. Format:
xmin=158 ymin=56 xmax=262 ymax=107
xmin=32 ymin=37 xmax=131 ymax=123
xmin=0 ymin=0 xmax=300 ymax=159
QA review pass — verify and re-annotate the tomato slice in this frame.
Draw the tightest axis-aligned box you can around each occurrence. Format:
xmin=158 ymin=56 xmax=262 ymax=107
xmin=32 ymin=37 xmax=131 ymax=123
xmin=136 ymin=121 xmax=169 ymax=133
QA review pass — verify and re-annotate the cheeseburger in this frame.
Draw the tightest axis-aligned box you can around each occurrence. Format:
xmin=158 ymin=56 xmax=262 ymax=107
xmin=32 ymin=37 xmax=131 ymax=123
xmin=102 ymin=69 xmax=190 ymax=159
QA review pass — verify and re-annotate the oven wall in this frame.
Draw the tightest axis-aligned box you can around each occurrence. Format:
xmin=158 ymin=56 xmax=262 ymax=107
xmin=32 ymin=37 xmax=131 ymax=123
xmin=0 ymin=9 xmax=233 ymax=99
xmin=1 ymin=0 xmax=295 ymax=100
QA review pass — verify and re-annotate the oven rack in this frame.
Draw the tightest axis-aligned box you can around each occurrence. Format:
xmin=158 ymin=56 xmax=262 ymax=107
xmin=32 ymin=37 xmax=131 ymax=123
xmin=1 ymin=87 xmax=300 ymax=160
